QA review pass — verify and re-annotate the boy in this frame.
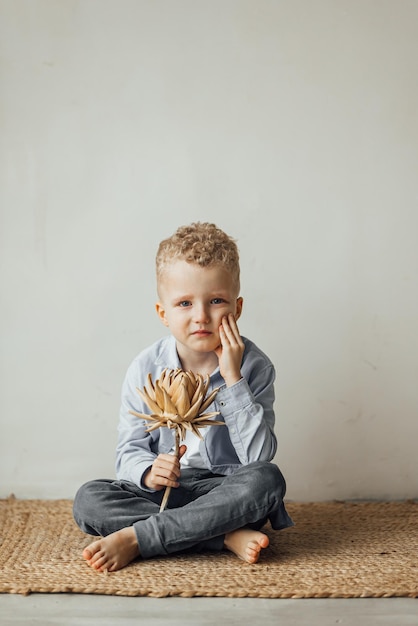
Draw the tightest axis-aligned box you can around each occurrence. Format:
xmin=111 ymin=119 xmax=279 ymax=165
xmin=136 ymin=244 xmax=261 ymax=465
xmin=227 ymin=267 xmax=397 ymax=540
xmin=73 ymin=222 xmax=293 ymax=572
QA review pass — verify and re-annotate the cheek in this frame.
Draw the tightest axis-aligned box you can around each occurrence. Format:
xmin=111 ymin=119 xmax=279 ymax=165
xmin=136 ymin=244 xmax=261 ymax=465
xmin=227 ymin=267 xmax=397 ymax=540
xmin=225 ymin=305 xmax=238 ymax=319
xmin=162 ymin=310 xmax=179 ymax=328
xmin=212 ymin=329 xmax=222 ymax=348
xmin=213 ymin=306 xmax=234 ymax=327
xmin=213 ymin=311 xmax=226 ymax=326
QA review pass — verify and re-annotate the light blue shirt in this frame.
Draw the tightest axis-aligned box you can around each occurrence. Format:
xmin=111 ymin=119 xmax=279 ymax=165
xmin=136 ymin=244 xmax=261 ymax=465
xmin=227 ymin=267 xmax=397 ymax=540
xmin=115 ymin=334 xmax=278 ymax=491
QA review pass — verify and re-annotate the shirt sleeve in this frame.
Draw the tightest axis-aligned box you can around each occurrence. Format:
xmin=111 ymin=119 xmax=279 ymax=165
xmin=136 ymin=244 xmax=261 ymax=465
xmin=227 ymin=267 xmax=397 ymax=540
xmin=115 ymin=358 xmax=160 ymax=491
xmin=211 ymin=356 xmax=277 ymax=465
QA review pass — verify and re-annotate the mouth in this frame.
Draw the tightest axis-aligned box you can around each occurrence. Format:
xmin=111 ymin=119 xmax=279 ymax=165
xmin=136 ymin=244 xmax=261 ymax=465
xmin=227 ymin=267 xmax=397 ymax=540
xmin=192 ymin=330 xmax=212 ymax=337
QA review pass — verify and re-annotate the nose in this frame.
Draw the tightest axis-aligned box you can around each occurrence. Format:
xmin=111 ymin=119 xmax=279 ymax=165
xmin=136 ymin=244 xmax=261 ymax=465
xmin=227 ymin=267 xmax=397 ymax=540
xmin=193 ymin=303 xmax=210 ymax=324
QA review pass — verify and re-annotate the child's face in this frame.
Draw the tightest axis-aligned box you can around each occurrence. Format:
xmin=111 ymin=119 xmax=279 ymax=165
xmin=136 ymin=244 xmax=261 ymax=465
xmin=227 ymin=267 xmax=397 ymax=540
xmin=156 ymin=260 xmax=243 ymax=360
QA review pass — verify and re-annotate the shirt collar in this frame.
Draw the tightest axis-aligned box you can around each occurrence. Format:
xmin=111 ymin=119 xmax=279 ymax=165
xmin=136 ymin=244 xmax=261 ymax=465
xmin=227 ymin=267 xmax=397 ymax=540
xmin=155 ymin=334 xmax=182 ymax=370
xmin=155 ymin=334 xmax=221 ymax=380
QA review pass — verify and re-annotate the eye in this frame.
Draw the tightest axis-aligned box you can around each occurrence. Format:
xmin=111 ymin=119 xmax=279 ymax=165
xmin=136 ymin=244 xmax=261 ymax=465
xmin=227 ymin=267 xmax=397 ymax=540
xmin=178 ymin=300 xmax=191 ymax=307
xmin=211 ymin=298 xmax=225 ymax=305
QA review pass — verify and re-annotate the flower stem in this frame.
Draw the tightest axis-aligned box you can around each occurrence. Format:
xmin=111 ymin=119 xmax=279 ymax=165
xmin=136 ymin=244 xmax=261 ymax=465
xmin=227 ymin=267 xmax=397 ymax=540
xmin=159 ymin=429 xmax=180 ymax=513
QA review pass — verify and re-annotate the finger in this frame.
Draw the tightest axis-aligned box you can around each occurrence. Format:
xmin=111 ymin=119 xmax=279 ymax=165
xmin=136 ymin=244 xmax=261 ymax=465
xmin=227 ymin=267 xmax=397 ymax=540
xmin=225 ymin=315 xmax=244 ymax=346
xmin=153 ymin=459 xmax=181 ymax=480
xmin=155 ymin=477 xmax=179 ymax=489
xmin=218 ymin=324 xmax=228 ymax=346
xmin=227 ymin=313 xmax=242 ymax=340
xmin=151 ymin=469 xmax=180 ymax=488
xmin=156 ymin=454 xmax=182 ymax=469
xmin=156 ymin=461 xmax=180 ymax=480
xmin=178 ymin=444 xmax=187 ymax=459
xmin=157 ymin=453 xmax=178 ymax=464
xmin=220 ymin=316 xmax=238 ymax=344
xmin=154 ymin=461 xmax=179 ymax=478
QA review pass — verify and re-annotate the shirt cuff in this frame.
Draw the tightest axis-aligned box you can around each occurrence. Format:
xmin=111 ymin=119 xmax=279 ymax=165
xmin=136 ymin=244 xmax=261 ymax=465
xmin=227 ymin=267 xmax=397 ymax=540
xmin=215 ymin=377 xmax=253 ymax=414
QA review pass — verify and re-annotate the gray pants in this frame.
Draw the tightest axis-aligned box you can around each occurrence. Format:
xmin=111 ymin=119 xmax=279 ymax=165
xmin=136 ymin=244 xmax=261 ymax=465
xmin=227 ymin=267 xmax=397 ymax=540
xmin=73 ymin=461 xmax=293 ymax=559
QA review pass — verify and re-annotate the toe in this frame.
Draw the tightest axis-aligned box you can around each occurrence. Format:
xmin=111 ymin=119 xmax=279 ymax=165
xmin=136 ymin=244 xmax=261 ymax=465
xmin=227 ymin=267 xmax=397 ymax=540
xmin=247 ymin=545 xmax=261 ymax=562
xmin=91 ymin=554 xmax=108 ymax=570
xmin=82 ymin=547 xmax=93 ymax=561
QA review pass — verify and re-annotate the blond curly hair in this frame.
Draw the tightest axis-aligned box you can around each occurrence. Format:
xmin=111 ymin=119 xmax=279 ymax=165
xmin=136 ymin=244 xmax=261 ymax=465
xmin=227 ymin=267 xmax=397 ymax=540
xmin=156 ymin=222 xmax=240 ymax=291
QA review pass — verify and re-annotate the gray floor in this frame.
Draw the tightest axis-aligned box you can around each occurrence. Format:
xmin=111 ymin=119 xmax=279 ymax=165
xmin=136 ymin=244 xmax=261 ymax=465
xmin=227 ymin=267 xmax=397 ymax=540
xmin=0 ymin=595 xmax=417 ymax=626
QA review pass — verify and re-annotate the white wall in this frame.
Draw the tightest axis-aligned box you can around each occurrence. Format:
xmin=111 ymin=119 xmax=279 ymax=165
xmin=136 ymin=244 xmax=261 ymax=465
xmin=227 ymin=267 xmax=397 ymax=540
xmin=1 ymin=0 xmax=417 ymax=500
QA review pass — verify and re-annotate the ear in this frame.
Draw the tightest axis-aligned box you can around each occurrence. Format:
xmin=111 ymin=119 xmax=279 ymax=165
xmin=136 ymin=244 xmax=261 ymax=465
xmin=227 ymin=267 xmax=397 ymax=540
xmin=235 ymin=297 xmax=243 ymax=321
xmin=155 ymin=302 xmax=169 ymax=327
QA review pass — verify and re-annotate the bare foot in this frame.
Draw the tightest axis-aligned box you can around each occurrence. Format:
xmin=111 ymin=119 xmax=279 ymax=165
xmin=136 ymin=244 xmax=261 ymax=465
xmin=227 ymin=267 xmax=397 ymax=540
xmin=224 ymin=528 xmax=269 ymax=564
xmin=82 ymin=526 xmax=140 ymax=572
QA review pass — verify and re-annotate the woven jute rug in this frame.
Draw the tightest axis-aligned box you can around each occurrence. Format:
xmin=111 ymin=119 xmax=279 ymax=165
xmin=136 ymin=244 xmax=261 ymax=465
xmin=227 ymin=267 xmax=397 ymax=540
xmin=0 ymin=497 xmax=417 ymax=598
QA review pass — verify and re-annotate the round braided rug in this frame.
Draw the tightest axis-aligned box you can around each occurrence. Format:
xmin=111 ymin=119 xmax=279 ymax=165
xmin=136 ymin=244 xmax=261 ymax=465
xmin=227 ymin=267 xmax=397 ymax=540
xmin=0 ymin=497 xmax=417 ymax=598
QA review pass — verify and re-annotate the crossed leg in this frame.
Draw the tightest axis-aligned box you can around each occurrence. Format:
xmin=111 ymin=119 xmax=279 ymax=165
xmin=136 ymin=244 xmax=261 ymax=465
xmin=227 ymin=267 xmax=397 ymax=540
xmin=76 ymin=462 xmax=289 ymax=572
xmin=82 ymin=525 xmax=269 ymax=572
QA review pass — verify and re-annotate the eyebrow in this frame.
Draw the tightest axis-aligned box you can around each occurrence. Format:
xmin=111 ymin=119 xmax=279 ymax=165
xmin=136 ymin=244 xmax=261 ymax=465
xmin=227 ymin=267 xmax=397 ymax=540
xmin=171 ymin=290 xmax=231 ymax=303
xmin=171 ymin=293 xmax=193 ymax=301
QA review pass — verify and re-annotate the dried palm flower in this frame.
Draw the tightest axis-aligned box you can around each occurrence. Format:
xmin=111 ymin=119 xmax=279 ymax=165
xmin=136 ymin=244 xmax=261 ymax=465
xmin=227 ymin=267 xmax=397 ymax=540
xmin=130 ymin=368 xmax=223 ymax=511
